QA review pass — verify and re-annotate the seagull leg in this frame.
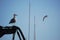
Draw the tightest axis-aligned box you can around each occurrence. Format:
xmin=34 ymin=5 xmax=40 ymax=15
xmin=12 ymin=23 xmax=15 ymax=26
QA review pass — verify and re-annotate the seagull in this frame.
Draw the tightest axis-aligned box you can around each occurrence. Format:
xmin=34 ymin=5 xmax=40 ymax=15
xmin=9 ymin=14 xmax=17 ymax=24
xmin=43 ymin=15 xmax=48 ymax=21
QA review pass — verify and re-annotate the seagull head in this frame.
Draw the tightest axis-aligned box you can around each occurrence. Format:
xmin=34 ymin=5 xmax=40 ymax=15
xmin=13 ymin=14 xmax=17 ymax=16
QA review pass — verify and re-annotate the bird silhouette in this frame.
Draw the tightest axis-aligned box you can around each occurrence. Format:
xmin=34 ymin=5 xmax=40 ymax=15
xmin=9 ymin=14 xmax=17 ymax=24
xmin=43 ymin=15 xmax=48 ymax=21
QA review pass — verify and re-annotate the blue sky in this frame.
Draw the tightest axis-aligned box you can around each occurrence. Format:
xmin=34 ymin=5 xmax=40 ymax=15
xmin=0 ymin=0 xmax=60 ymax=40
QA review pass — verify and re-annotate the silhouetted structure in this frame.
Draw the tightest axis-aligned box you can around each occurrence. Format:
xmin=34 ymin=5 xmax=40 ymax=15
xmin=9 ymin=14 xmax=17 ymax=24
xmin=0 ymin=26 xmax=25 ymax=40
xmin=43 ymin=15 xmax=48 ymax=21
xmin=34 ymin=16 xmax=36 ymax=40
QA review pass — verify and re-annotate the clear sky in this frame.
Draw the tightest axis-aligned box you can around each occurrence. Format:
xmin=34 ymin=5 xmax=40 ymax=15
xmin=0 ymin=0 xmax=60 ymax=40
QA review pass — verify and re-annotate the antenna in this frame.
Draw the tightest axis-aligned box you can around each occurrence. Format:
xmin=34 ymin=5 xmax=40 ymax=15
xmin=28 ymin=0 xmax=31 ymax=40
xmin=34 ymin=16 xmax=36 ymax=40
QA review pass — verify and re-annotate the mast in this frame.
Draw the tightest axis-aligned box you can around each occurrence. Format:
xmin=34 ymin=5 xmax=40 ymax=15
xmin=34 ymin=16 xmax=36 ymax=40
xmin=28 ymin=0 xmax=30 ymax=40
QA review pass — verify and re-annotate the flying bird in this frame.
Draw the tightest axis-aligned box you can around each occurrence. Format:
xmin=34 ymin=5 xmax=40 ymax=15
xmin=9 ymin=14 xmax=17 ymax=24
xmin=43 ymin=15 xmax=48 ymax=21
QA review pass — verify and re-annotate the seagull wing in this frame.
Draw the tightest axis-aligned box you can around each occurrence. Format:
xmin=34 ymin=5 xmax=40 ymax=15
xmin=9 ymin=18 xmax=15 ymax=24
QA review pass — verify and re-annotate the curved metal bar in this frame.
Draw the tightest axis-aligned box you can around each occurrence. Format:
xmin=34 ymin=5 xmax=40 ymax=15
xmin=0 ymin=26 xmax=25 ymax=40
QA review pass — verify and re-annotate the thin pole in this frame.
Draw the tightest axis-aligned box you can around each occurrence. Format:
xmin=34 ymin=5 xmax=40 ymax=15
xmin=34 ymin=16 xmax=36 ymax=40
xmin=28 ymin=0 xmax=30 ymax=40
